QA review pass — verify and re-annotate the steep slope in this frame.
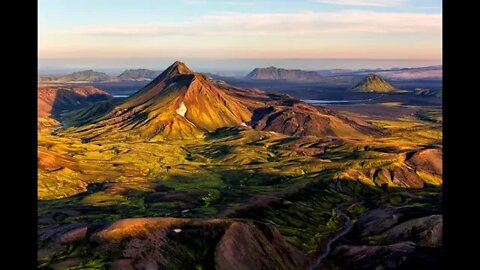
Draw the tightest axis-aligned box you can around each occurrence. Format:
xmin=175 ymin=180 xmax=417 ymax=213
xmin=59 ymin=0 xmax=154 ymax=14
xmin=117 ymin=69 xmax=161 ymax=81
xmin=352 ymin=74 xmax=397 ymax=93
xmin=72 ymin=62 xmax=252 ymax=140
xmin=246 ymin=66 xmax=322 ymax=81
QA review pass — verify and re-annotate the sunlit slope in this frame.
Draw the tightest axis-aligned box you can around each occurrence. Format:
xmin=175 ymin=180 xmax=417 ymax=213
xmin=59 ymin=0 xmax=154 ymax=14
xmin=67 ymin=62 xmax=252 ymax=140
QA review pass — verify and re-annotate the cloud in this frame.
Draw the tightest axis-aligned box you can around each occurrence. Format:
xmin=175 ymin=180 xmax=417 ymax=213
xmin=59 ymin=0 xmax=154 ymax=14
xmin=312 ymin=0 xmax=406 ymax=6
xmin=72 ymin=10 xmax=441 ymax=37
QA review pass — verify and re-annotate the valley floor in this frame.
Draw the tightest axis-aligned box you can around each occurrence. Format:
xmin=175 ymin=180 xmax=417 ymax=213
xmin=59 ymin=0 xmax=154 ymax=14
xmin=38 ymin=96 xmax=442 ymax=269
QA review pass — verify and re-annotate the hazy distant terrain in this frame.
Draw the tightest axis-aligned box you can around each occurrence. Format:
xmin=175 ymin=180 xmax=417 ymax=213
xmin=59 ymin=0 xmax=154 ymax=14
xmin=353 ymin=66 xmax=442 ymax=80
xmin=39 ymin=65 xmax=442 ymax=102
xmin=246 ymin=66 xmax=323 ymax=81
xmin=38 ymin=68 xmax=162 ymax=83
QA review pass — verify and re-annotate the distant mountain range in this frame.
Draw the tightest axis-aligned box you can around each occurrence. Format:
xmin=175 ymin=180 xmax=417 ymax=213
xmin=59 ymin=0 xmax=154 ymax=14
xmin=39 ymin=69 xmax=162 ymax=83
xmin=38 ymin=65 xmax=442 ymax=84
xmin=244 ymin=65 xmax=441 ymax=81
xmin=40 ymin=70 xmax=111 ymax=83
xmin=245 ymin=66 xmax=323 ymax=81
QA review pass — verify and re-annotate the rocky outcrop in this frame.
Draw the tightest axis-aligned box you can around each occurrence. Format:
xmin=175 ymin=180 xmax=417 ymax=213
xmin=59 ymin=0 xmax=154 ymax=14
xmin=354 ymin=207 xmax=439 ymax=240
xmin=327 ymin=206 xmax=442 ymax=270
xmin=381 ymin=215 xmax=442 ymax=248
xmin=215 ymin=222 xmax=306 ymax=270
xmin=330 ymin=241 xmax=418 ymax=269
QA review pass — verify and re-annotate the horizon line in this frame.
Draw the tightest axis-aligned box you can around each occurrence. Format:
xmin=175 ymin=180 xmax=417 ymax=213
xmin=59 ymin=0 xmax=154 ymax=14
xmin=39 ymin=57 xmax=442 ymax=61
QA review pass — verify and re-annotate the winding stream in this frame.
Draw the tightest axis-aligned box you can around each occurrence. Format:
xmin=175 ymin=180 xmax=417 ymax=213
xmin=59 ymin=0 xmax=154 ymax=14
xmin=308 ymin=201 xmax=356 ymax=270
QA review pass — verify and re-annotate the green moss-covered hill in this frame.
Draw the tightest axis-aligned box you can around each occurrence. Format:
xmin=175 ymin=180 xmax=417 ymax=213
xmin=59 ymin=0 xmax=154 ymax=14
xmin=352 ymin=74 xmax=397 ymax=93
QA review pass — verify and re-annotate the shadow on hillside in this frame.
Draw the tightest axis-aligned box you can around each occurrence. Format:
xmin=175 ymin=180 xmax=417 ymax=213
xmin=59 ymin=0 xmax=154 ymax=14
xmin=38 ymin=167 xmax=442 ymax=269
xmin=37 ymin=169 xmax=333 ymax=226
xmin=48 ymin=88 xmax=112 ymax=124
xmin=37 ymin=166 xmax=441 ymax=229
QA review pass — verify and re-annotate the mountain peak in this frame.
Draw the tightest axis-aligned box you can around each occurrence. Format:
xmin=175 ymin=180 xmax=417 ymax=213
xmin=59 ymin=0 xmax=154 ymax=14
xmin=148 ymin=61 xmax=193 ymax=82
xmin=352 ymin=73 xmax=396 ymax=93
xmin=366 ymin=73 xmax=380 ymax=80
xmin=169 ymin=61 xmax=192 ymax=74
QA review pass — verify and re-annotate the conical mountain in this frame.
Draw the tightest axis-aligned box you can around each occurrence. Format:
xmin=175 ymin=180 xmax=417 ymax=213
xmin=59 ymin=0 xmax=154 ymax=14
xmin=74 ymin=61 xmax=252 ymax=140
xmin=352 ymin=74 xmax=396 ymax=93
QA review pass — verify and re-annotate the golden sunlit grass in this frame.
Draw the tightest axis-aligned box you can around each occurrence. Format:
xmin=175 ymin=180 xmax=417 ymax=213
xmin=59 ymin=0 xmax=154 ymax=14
xmin=416 ymin=171 xmax=442 ymax=185
xmin=92 ymin=217 xmax=183 ymax=241
xmin=378 ymin=102 xmax=403 ymax=107
xmin=81 ymin=192 xmax=127 ymax=206
xmin=38 ymin=107 xmax=442 ymax=208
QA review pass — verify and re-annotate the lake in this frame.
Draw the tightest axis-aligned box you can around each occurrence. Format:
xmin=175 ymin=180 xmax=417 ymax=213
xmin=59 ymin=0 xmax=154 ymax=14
xmin=302 ymin=99 xmax=372 ymax=105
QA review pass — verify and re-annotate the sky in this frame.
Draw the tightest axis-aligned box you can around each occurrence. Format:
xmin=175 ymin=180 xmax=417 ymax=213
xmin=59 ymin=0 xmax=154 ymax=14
xmin=38 ymin=0 xmax=442 ymax=73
